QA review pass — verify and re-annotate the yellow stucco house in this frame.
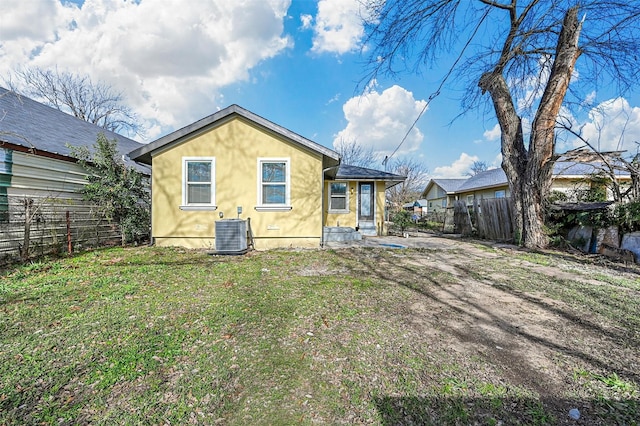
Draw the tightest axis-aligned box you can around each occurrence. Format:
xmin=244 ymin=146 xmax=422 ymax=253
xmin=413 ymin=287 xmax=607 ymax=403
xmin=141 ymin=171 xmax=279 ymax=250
xmin=128 ymin=105 xmax=404 ymax=250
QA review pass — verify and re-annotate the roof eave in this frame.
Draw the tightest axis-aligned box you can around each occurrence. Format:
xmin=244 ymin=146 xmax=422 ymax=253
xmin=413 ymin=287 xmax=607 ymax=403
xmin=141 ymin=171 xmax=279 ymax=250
xmin=457 ymin=183 xmax=508 ymax=193
xmin=128 ymin=105 xmax=340 ymax=164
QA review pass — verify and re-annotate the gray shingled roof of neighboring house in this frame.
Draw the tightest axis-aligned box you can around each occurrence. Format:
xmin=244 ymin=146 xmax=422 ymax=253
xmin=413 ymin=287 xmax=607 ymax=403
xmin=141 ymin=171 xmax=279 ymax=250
xmin=129 ymin=104 xmax=340 ymax=165
xmin=457 ymin=168 xmax=507 ymax=192
xmin=430 ymin=178 xmax=467 ymax=193
xmin=552 ymin=160 xmax=630 ymax=177
xmin=0 ymin=87 xmax=148 ymax=172
xmin=456 ymin=161 xmax=631 ymax=192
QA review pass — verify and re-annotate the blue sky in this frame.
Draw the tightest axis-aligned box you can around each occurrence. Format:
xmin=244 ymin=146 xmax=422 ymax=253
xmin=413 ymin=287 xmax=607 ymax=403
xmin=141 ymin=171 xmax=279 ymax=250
xmin=1 ymin=0 xmax=639 ymax=178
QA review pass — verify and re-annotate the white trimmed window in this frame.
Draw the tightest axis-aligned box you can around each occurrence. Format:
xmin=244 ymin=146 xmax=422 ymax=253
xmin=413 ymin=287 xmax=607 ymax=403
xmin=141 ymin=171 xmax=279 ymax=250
xmin=329 ymin=182 xmax=349 ymax=213
xmin=467 ymin=195 xmax=474 ymax=205
xmin=256 ymin=158 xmax=291 ymax=211
xmin=495 ymin=190 xmax=506 ymax=198
xmin=181 ymin=157 xmax=216 ymax=210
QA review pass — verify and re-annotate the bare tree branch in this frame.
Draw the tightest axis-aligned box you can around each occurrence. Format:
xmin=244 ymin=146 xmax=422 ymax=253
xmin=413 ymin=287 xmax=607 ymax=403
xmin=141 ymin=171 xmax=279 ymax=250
xmin=362 ymin=0 xmax=640 ymax=248
xmin=4 ymin=66 xmax=144 ymax=138
xmin=334 ymin=139 xmax=381 ymax=168
xmin=386 ymin=157 xmax=430 ymax=208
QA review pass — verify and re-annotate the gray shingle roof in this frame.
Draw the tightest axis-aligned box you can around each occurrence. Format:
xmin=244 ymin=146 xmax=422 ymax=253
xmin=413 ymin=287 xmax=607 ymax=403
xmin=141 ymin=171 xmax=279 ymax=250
xmin=457 ymin=168 xmax=507 ymax=192
xmin=0 ymin=87 xmax=148 ymax=172
xmin=552 ymin=160 xmax=630 ymax=177
xmin=334 ymin=164 xmax=406 ymax=188
xmin=128 ymin=104 xmax=340 ymax=165
xmin=335 ymin=164 xmax=405 ymax=181
xmin=455 ymin=161 xmax=631 ymax=192
xmin=430 ymin=178 xmax=466 ymax=193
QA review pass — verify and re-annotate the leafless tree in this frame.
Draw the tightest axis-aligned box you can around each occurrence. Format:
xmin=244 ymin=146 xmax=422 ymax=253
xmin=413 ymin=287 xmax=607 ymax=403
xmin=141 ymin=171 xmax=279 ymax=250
xmin=334 ymin=138 xmax=380 ymax=168
xmin=363 ymin=1 xmax=640 ymax=248
xmin=386 ymin=157 xmax=429 ymax=210
xmin=5 ymin=66 xmax=144 ymax=138
xmin=467 ymin=160 xmax=488 ymax=176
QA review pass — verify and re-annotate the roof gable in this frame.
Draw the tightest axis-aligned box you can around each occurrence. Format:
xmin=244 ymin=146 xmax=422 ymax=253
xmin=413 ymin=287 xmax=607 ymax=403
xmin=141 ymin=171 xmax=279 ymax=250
xmin=129 ymin=104 xmax=340 ymax=165
xmin=422 ymin=178 xmax=466 ymax=197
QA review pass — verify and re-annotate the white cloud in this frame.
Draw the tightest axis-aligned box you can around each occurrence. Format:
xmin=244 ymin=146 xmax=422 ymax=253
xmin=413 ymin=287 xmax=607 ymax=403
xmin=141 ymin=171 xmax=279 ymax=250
xmin=310 ymin=0 xmax=366 ymax=54
xmin=0 ymin=0 xmax=292 ymax=140
xmin=300 ymin=14 xmax=313 ymax=30
xmin=491 ymin=153 xmax=502 ymax=168
xmin=583 ymin=90 xmax=596 ymax=107
xmin=483 ymin=123 xmax=501 ymax=141
xmin=574 ymin=97 xmax=640 ymax=152
xmin=432 ymin=153 xmax=479 ymax=178
xmin=326 ymin=93 xmax=340 ymax=105
xmin=333 ymin=84 xmax=427 ymax=156
xmin=0 ymin=0 xmax=75 ymax=42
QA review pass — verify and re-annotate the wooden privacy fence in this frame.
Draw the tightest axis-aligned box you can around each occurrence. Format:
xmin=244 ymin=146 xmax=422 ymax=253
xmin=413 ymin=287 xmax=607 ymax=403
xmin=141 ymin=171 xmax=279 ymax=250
xmin=0 ymin=195 xmax=121 ymax=263
xmin=451 ymin=197 xmax=514 ymax=242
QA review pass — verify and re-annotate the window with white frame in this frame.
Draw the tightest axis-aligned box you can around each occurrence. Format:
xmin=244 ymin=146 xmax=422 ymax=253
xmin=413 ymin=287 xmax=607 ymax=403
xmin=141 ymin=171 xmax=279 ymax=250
xmin=329 ymin=182 xmax=349 ymax=213
xmin=182 ymin=157 xmax=215 ymax=209
xmin=441 ymin=199 xmax=447 ymax=208
xmin=257 ymin=158 xmax=290 ymax=210
xmin=467 ymin=195 xmax=474 ymax=205
xmin=495 ymin=190 xmax=506 ymax=198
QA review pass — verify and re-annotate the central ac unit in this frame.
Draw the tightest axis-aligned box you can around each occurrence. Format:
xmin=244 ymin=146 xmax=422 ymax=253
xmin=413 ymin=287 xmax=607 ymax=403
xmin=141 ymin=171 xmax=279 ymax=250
xmin=215 ymin=219 xmax=248 ymax=254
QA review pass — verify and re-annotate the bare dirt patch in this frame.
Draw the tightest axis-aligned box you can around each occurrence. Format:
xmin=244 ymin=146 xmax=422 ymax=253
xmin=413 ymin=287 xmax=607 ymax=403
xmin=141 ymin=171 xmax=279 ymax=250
xmin=333 ymin=235 xmax=639 ymax=424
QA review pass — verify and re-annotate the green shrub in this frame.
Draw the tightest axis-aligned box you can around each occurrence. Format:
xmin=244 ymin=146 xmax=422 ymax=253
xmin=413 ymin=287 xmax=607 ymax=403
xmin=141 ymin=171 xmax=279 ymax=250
xmin=391 ymin=210 xmax=413 ymax=233
xmin=615 ymin=201 xmax=640 ymax=233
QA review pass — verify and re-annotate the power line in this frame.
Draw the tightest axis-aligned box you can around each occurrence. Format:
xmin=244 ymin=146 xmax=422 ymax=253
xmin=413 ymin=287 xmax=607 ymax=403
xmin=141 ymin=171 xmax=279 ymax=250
xmin=383 ymin=7 xmax=491 ymax=169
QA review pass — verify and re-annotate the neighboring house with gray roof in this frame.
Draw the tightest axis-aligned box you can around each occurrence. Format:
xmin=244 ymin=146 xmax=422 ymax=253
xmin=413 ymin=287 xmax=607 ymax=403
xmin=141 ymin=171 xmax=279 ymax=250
xmin=455 ymin=168 xmax=510 ymax=204
xmin=0 ymin=87 xmax=148 ymax=258
xmin=421 ymin=178 xmax=466 ymax=212
xmin=422 ymin=162 xmax=631 ymax=211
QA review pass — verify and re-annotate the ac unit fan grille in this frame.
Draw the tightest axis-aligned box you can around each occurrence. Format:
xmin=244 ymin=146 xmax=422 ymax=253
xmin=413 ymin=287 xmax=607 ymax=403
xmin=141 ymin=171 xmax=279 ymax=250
xmin=215 ymin=219 xmax=248 ymax=252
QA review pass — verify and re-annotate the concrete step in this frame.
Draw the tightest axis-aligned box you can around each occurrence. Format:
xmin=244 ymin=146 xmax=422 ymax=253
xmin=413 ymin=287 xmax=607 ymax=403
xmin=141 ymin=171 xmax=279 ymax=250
xmin=323 ymin=226 xmax=362 ymax=242
xmin=358 ymin=224 xmax=377 ymax=236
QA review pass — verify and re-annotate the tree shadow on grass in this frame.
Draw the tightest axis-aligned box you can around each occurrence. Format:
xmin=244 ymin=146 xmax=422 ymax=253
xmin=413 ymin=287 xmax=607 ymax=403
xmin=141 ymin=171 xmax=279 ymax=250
xmin=374 ymin=395 xmax=638 ymax=426
xmin=337 ymin=248 xmax=640 ymax=391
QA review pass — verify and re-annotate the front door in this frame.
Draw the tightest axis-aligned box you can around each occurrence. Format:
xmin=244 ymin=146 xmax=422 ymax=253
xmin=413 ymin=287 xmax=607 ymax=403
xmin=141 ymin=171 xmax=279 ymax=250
xmin=358 ymin=182 xmax=374 ymax=222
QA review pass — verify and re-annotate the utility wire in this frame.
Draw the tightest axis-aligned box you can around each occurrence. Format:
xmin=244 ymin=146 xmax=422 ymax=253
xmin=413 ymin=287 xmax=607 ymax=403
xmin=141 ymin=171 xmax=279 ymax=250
xmin=383 ymin=7 xmax=491 ymax=169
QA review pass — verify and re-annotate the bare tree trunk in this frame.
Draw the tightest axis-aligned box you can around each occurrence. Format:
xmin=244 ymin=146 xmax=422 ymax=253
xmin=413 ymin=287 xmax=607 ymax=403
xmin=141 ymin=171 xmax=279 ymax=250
xmin=480 ymin=7 xmax=582 ymax=248
xmin=478 ymin=72 xmax=527 ymax=244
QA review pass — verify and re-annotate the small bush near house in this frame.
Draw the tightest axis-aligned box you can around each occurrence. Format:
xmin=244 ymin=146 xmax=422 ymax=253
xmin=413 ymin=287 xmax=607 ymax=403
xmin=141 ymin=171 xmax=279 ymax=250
xmin=390 ymin=210 xmax=413 ymax=234
xmin=69 ymin=133 xmax=150 ymax=244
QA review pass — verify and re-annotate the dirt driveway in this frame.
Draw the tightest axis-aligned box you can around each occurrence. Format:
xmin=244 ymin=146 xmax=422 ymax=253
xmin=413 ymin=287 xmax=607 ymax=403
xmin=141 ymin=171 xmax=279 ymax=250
xmin=326 ymin=233 xmax=639 ymax=424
